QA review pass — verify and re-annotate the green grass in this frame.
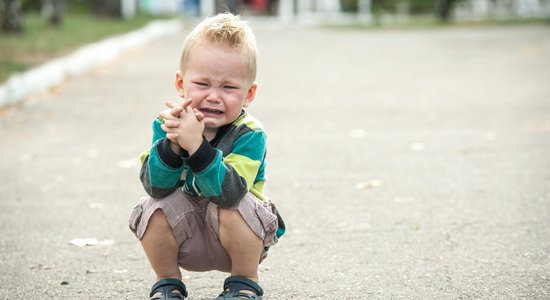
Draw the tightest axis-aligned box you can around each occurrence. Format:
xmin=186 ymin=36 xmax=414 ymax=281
xmin=0 ymin=12 xmax=167 ymax=83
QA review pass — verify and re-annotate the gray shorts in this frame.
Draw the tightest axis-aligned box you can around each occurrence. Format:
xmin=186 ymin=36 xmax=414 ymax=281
xmin=128 ymin=189 xmax=279 ymax=272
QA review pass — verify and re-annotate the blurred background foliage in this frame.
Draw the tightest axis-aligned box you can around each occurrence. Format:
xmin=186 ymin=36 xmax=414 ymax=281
xmin=0 ymin=0 xmax=162 ymax=82
xmin=341 ymin=0 xmax=440 ymax=14
xmin=19 ymin=0 xmax=129 ymax=17
xmin=340 ymin=0 xmax=462 ymax=20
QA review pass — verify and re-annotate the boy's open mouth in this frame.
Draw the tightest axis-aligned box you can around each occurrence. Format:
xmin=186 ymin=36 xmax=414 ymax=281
xmin=200 ymin=108 xmax=224 ymax=115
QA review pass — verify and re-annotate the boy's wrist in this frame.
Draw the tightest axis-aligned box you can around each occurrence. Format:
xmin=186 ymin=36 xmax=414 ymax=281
xmin=184 ymin=135 xmax=205 ymax=156
xmin=156 ymin=138 xmax=183 ymax=168
xmin=169 ymin=140 xmax=182 ymax=155
xmin=184 ymin=137 xmax=217 ymax=173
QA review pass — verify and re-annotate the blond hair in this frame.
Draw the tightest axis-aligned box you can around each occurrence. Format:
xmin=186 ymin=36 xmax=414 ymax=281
xmin=179 ymin=13 xmax=258 ymax=85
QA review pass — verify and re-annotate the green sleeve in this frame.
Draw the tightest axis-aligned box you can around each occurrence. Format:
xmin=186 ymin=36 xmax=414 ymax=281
xmin=139 ymin=118 xmax=185 ymax=198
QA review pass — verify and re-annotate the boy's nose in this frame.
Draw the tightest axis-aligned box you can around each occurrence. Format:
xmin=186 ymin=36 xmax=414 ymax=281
xmin=206 ymin=88 xmax=221 ymax=102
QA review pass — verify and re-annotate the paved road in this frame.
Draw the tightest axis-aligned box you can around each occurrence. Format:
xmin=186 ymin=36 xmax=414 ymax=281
xmin=1 ymin=21 xmax=549 ymax=299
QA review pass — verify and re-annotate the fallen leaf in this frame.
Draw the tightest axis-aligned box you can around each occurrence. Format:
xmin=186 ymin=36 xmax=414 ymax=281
xmin=99 ymin=239 xmax=114 ymax=246
xmin=89 ymin=202 xmax=104 ymax=209
xmin=87 ymin=149 xmax=100 ymax=158
xmin=69 ymin=238 xmax=114 ymax=247
xmin=69 ymin=238 xmax=98 ymax=247
xmin=117 ymin=159 xmax=138 ymax=168
xmin=30 ymin=264 xmax=54 ymax=270
xmin=525 ymin=121 xmax=550 ymax=132
xmin=409 ymin=142 xmax=425 ymax=151
xmin=356 ymin=179 xmax=382 ymax=190
xmin=485 ymin=132 xmax=496 ymax=140
xmin=457 ymin=149 xmax=472 ymax=156
xmin=19 ymin=153 xmax=35 ymax=162
xmin=348 ymin=129 xmax=366 ymax=139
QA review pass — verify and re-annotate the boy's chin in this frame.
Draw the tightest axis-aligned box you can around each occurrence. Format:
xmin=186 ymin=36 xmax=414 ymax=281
xmin=204 ymin=120 xmax=224 ymax=130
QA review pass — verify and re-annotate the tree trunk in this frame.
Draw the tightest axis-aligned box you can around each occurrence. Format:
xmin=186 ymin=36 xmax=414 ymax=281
xmin=2 ymin=0 xmax=23 ymax=33
xmin=435 ymin=0 xmax=455 ymax=22
xmin=42 ymin=0 xmax=64 ymax=27
xmin=92 ymin=0 xmax=122 ymax=18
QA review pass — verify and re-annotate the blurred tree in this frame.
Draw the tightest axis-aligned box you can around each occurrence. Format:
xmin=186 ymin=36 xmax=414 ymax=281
xmin=372 ymin=0 xmax=401 ymax=14
xmin=408 ymin=0 xmax=434 ymax=14
xmin=91 ymin=0 xmax=122 ymax=18
xmin=329 ymin=0 xmax=465 ymax=19
xmin=42 ymin=0 xmax=64 ymax=26
xmin=1 ymin=0 xmax=24 ymax=33
xmin=340 ymin=0 xmax=357 ymax=13
xmin=435 ymin=0 xmax=455 ymax=21
xmin=21 ymin=0 xmax=40 ymax=11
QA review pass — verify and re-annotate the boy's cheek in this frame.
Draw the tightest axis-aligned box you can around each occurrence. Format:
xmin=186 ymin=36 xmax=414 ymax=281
xmin=187 ymin=92 xmax=203 ymax=106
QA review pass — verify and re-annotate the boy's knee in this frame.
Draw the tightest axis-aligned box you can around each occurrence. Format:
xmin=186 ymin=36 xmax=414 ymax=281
xmin=148 ymin=209 xmax=172 ymax=232
xmin=218 ymin=208 xmax=243 ymax=227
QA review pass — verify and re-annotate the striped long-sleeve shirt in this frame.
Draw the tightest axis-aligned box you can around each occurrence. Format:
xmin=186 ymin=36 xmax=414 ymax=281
xmin=139 ymin=110 xmax=268 ymax=209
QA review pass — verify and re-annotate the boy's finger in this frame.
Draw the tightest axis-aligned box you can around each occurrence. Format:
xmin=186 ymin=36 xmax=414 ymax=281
xmin=161 ymin=124 xmax=173 ymax=132
xmin=186 ymin=104 xmax=195 ymax=113
xmin=170 ymin=107 xmax=184 ymax=117
xmin=166 ymin=133 xmax=179 ymax=140
xmin=181 ymin=98 xmax=193 ymax=110
xmin=193 ymin=108 xmax=205 ymax=121
xmin=183 ymin=104 xmax=196 ymax=119
xmin=166 ymin=101 xmax=183 ymax=116
xmin=163 ymin=120 xmax=179 ymax=128
xmin=159 ymin=111 xmax=175 ymax=120
xmin=165 ymin=100 xmax=179 ymax=109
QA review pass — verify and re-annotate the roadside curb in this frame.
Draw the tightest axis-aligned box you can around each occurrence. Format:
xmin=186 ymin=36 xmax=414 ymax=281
xmin=0 ymin=19 xmax=183 ymax=107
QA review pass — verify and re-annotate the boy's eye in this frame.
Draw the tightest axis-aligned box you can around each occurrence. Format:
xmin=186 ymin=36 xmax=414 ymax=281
xmin=224 ymin=85 xmax=238 ymax=90
xmin=194 ymin=82 xmax=208 ymax=86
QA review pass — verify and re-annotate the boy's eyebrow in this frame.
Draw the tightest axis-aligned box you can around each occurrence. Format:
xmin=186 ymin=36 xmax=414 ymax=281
xmin=190 ymin=73 xmax=244 ymax=84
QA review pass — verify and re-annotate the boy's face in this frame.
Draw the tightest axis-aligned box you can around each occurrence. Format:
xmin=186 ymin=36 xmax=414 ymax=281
xmin=175 ymin=43 xmax=257 ymax=136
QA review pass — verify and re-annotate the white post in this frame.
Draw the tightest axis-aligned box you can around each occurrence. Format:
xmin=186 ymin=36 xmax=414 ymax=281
xmin=279 ymin=0 xmax=294 ymax=23
xmin=516 ymin=0 xmax=542 ymax=18
xmin=322 ymin=0 xmax=341 ymax=19
xmin=121 ymin=0 xmax=137 ymax=19
xmin=358 ymin=0 xmax=371 ymax=22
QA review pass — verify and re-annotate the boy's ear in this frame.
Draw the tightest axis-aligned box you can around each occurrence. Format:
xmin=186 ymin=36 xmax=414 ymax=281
xmin=175 ymin=71 xmax=185 ymax=97
xmin=243 ymin=82 xmax=257 ymax=108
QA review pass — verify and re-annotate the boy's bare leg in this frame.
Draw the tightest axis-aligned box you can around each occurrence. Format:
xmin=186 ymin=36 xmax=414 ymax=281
xmin=218 ymin=208 xmax=263 ymax=293
xmin=141 ymin=209 xmax=183 ymax=295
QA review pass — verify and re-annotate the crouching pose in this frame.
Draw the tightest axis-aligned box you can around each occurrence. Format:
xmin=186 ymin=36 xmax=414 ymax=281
xmin=129 ymin=13 xmax=285 ymax=300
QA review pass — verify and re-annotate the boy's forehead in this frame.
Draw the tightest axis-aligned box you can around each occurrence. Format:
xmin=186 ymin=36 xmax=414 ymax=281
xmin=181 ymin=40 xmax=255 ymax=84
xmin=191 ymin=40 xmax=241 ymax=55
xmin=185 ymin=43 xmax=247 ymax=67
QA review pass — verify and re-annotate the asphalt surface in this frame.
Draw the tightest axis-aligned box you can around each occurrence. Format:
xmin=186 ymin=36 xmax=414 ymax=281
xmin=1 ymin=20 xmax=549 ymax=299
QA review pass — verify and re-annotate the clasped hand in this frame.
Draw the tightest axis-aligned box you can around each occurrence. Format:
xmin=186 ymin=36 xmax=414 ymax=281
xmin=159 ymin=99 xmax=205 ymax=156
